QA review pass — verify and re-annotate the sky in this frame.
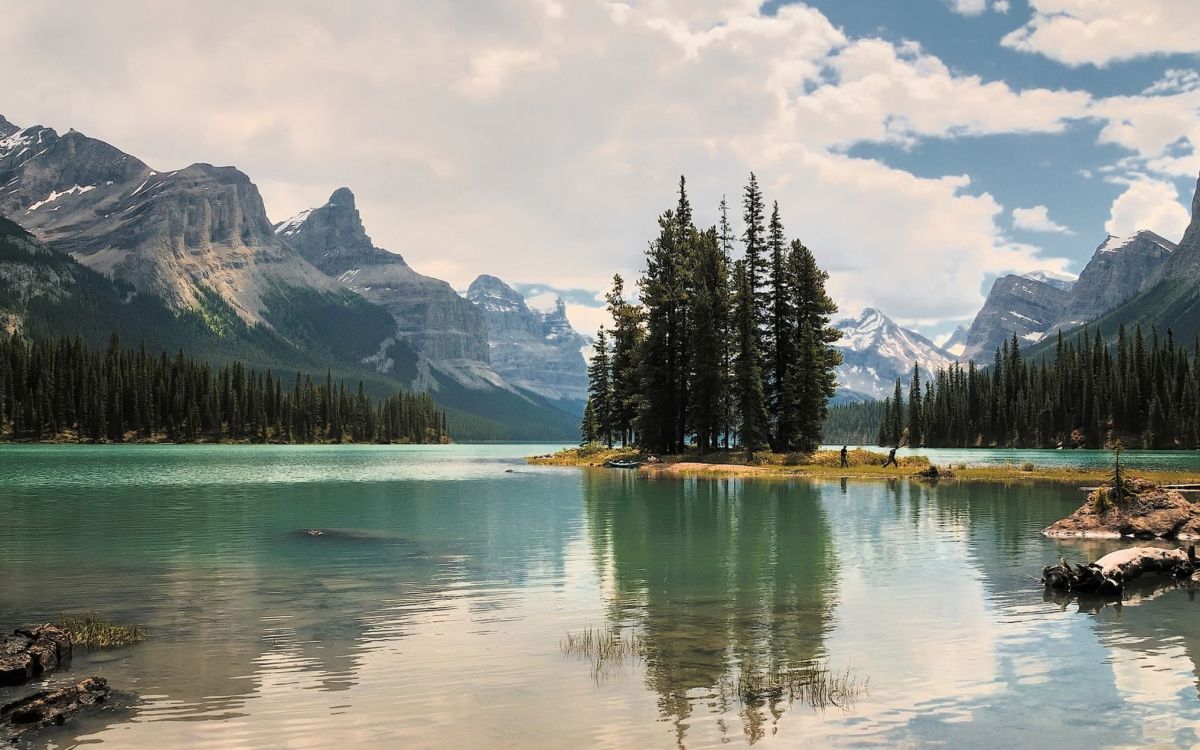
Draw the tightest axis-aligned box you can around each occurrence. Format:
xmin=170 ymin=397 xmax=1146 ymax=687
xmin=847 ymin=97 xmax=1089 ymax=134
xmin=1 ymin=0 xmax=1199 ymax=341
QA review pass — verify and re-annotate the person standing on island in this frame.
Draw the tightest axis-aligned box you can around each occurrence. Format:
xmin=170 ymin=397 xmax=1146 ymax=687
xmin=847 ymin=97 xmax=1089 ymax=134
xmin=883 ymin=447 xmax=898 ymax=468
xmin=840 ymin=445 xmax=849 ymax=468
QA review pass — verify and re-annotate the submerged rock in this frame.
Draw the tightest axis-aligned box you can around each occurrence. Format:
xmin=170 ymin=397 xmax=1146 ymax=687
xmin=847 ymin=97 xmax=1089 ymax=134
xmin=0 ymin=625 xmax=72 ymax=687
xmin=1044 ymin=479 xmax=1200 ymax=539
xmin=1 ymin=676 xmax=110 ymax=742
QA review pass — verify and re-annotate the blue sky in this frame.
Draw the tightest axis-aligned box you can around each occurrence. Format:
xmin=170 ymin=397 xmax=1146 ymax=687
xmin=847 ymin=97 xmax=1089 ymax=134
xmin=797 ymin=0 xmax=1200 ymax=337
xmin=2 ymin=0 xmax=1199 ymax=341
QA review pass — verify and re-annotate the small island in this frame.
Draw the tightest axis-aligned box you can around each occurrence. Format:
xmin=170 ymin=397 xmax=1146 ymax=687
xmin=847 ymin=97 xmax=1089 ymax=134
xmin=528 ymin=445 xmax=1200 ymax=485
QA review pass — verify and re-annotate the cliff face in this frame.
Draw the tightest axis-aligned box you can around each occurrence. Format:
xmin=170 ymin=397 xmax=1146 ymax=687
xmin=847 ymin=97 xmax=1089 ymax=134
xmin=961 ymin=274 xmax=1070 ymax=361
xmin=0 ymin=121 xmax=348 ymax=326
xmin=277 ymin=188 xmax=491 ymax=365
xmin=1051 ymin=231 xmax=1175 ymax=332
xmin=467 ymin=274 xmax=589 ymax=407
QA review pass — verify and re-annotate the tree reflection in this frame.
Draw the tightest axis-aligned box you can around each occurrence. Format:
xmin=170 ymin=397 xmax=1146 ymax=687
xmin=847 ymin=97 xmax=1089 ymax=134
xmin=583 ymin=472 xmax=840 ymax=745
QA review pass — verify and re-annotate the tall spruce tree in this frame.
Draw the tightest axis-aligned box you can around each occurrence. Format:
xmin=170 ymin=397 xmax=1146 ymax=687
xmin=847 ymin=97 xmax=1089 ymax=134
xmin=586 ymin=327 xmax=614 ymax=447
xmin=907 ymin=364 xmax=922 ymax=447
xmin=732 ymin=258 xmax=769 ymax=460
xmin=781 ymin=241 xmax=841 ymax=452
xmin=687 ymin=228 xmax=728 ymax=451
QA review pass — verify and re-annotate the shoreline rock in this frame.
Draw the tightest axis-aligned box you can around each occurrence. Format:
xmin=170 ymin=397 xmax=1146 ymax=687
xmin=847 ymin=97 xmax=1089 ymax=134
xmin=1 ymin=676 xmax=110 ymax=743
xmin=1043 ymin=478 xmax=1200 ymax=539
xmin=0 ymin=625 xmax=72 ymax=687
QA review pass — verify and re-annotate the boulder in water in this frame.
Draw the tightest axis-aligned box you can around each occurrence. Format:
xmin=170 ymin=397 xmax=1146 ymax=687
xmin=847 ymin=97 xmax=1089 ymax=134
xmin=0 ymin=625 xmax=72 ymax=687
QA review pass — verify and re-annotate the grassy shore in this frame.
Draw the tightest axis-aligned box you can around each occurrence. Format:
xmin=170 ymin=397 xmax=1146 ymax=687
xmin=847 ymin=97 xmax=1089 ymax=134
xmin=528 ymin=445 xmax=1200 ymax=484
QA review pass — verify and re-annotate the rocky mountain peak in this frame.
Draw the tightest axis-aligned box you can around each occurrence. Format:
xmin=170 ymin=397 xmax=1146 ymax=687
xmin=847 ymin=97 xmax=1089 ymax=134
xmin=275 ymin=186 xmax=398 ymax=275
xmin=1049 ymin=229 xmax=1176 ymax=333
xmin=467 ymin=273 xmax=588 ymax=405
xmin=832 ymin=307 xmax=957 ymax=401
xmin=328 ymin=186 xmax=356 ymax=208
xmin=0 ymin=115 xmax=18 ymax=139
xmin=467 ymin=274 xmax=527 ymax=313
xmin=960 ymin=274 xmax=1070 ymax=361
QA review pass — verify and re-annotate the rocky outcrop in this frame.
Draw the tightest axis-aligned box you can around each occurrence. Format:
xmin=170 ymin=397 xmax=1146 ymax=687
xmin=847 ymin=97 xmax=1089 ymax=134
xmin=278 ymin=188 xmax=490 ymax=364
xmin=0 ymin=625 xmax=72 ymax=686
xmin=832 ymin=308 xmax=958 ymax=401
xmin=466 ymin=274 xmax=589 ymax=406
xmin=1043 ymin=479 xmax=1200 ymax=539
xmin=1 ymin=676 xmax=110 ymax=743
xmin=1050 ymin=231 xmax=1175 ymax=332
xmin=960 ymin=274 xmax=1069 ymax=362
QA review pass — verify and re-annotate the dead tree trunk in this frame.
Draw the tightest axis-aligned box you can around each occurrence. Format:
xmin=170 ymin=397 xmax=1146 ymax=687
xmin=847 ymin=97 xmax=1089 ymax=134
xmin=1042 ymin=546 xmax=1197 ymax=597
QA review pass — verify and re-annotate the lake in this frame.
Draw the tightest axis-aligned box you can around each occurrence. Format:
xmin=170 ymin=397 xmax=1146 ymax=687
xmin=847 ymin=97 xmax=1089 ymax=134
xmin=3 ymin=444 xmax=1200 ymax=748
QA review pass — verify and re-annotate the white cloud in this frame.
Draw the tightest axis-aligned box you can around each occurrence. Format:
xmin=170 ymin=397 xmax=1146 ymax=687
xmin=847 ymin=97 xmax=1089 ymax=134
xmin=1090 ymin=76 xmax=1200 ymax=178
xmin=1012 ymin=205 xmax=1074 ymax=234
xmin=946 ymin=0 xmax=987 ymax=16
xmin=1002 ymin=0 xmax=1200 ymax=67
xmin=1105 ymin=178 xmax=1191 ymax=239
xmin=789 ymin=39 xmax=1091 ymax=148
xmin=0 ymin=0 xmax=1084 ymax=326
xmin=946 ymin=0 xmax=1009 ymax=15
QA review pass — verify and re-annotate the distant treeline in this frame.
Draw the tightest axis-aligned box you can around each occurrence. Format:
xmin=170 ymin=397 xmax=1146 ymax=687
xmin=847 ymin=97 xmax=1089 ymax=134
xmin=820 ymin=400 xmax=887 ymax=446
xmin=0 ymin=332 xmax=448 ymax=444
xmin=837 ymin=325 xmax=1199 ymax=450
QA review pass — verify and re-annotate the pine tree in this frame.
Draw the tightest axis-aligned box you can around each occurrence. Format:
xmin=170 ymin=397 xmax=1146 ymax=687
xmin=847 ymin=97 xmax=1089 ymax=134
xmin=907 ymin=365 xmax=922 ymax=447
xmin=586 ymin=327 xmax=614 ymax=447
xmin=732 ymin=259 xmax=769 ymax=461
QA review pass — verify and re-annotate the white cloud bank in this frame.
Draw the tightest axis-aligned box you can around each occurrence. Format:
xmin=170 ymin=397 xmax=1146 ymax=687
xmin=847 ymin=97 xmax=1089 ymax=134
xmin=1003 ymin=0 xmax=1200 ymax=67
xmin=0 ymin=0 xmax=1188 ymax=332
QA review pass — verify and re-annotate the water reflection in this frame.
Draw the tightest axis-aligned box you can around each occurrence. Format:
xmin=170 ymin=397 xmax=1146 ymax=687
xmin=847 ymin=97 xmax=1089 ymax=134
xmin=583 ymin=472 xmax=838 ymax=744
xmin=5 ymin=446 xmax=1200 ymax=747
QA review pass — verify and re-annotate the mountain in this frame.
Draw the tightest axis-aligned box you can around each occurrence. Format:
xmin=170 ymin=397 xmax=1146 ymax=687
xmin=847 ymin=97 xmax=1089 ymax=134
xmin=1050 ymin=231 xmax=1174 ymax=332
xmin=938 ymin=325 xmax=969 ymax=358
xmin=0 ymin=120 xmax=368 ymax=329
xmin=1023 ymin=270 xmax=1077 ymax=292
xmin=275 ymin=188 xmax=491 ymax=367
xmin=833 ymin=308 xmax=959 ymax=401
xmin=0 ymin=115 xmax=580 ymax=439
xmin=960 ymin=274 xmax=1070 ymax=362
xmin=466 ymin=274 xmax=589 ymax=410
xmin=1079 ymin=174 xmax=1200 ymax=345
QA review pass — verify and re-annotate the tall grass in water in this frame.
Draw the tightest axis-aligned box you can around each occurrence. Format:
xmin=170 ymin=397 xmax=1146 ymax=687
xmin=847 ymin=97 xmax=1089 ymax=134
xmin=560 ymin=626 xmax=644 ymax=678
xmin=60 ymin=613 xmax=146 ymax=648
xmin=721 ymin=662 xmax=868 ymax=711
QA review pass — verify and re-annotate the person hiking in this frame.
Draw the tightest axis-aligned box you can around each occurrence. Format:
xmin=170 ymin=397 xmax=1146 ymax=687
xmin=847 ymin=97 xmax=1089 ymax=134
xmin=839 ymin=445 xmax=849 ymax=468
xmin=883 ymin=447 xmax=898 ymax=468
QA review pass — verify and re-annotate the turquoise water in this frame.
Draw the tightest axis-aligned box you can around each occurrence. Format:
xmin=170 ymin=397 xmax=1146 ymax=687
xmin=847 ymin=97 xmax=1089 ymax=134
xmin=2 ymin=445 xmax=1200 ymax=748
xmin=822 ymin=444 xmax=1200 ymax=471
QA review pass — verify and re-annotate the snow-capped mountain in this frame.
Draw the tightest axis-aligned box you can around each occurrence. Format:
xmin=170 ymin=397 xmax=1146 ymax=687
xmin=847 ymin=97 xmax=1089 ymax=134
xmin=1023 ymin=270 xmax=1077 ymax=292
xmin=833 ymin=308 xmax=959 ymax=401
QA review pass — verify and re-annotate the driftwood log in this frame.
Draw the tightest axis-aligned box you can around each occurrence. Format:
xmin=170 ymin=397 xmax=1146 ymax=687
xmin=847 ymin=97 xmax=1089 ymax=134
xmin=0 ymin=625 xmax=72 ymax=687
xmin=1042 ymin=545 xmax=1197 ymax=597
xmin=0 ymin=676 xmax=110 ymax=742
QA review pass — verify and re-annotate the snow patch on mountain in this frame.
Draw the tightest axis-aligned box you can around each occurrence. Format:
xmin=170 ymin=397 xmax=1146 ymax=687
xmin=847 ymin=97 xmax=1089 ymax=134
xmin=833 ymin=308 xmax=958 ymax=401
